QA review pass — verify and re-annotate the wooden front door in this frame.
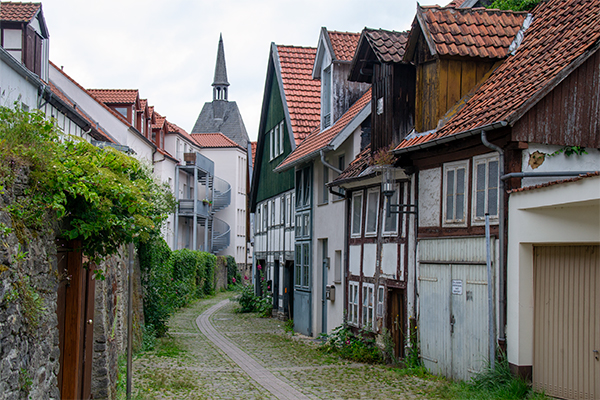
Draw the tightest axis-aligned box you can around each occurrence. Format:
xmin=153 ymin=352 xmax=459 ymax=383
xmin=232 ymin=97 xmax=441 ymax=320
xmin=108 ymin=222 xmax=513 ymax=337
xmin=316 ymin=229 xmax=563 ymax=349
xmin=387 ymin=288 xmax=405 ymax=359
xmin=56 ymin=240 xmax=95 ymax=400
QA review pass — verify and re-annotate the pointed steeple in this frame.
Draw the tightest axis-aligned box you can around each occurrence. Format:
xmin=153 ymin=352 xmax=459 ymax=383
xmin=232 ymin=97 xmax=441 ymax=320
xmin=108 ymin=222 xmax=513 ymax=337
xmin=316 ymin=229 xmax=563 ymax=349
xmin=212 ymin=33 xmax=230 ymax=101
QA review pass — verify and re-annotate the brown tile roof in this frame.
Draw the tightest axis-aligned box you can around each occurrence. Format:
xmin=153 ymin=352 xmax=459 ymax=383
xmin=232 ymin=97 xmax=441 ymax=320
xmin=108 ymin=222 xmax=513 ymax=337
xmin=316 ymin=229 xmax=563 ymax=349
xmin=331 ymin=145 xmax=372 ymax=184
xmin=139 ymin=99 xmax=148 ymax=112
xmin=0 ymin=2 xmax=40 ymax=22
xmin=277 ymin=45 xmax=321 ymax=144
xmin=509 ymin=172 xmax=600 ymax=194
xmin=191 ymin=133 xmax=243 ymax=149
xmin=153 ymin=113 xmax=166 ymax=130
xmin=87 ymin=89 xmax=139 ymax=105
xmin=328 ymin=30 xmax=361 ymax=61
xmin=396 ymin=0 xmax=600 ymax=152
xmin=414 ymin=5 xmax=527 ymax=59
xmin=251 ymin=141 xmax=257 ymax=166
xmin=364 ymin=28 xmax=410 ymax=63
xmin=276 ymin=88 xmax=371 ymax=171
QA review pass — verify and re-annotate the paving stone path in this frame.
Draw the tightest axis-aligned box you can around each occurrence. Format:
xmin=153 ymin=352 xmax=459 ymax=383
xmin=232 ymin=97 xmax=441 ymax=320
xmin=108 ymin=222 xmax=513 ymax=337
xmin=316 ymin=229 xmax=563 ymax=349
xmin=131 ymin=291 xmax=446 ymax=399
xmin=196 ymin=299 xmax=312 ymax=400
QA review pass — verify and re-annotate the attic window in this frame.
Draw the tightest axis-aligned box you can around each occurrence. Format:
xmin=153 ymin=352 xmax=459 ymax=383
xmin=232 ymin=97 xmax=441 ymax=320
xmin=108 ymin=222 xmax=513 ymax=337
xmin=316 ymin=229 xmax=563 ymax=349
xmin=2 ymin=29 xmax=23 ymax=62
xmin=377 ymin=97 xmax=384 ymax=115
xmin=115 ymin=107 xmax=128 ymax=119
xmin=322 ymin=66 xmax=332 ymax=128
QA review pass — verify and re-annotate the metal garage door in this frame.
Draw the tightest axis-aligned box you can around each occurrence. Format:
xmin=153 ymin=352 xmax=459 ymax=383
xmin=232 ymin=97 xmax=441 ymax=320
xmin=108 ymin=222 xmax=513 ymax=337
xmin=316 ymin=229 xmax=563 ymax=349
xmin=533 ymin=245 xmax=599 ymax=400
xmin=419 ymin=237 xmax=493 ymax=381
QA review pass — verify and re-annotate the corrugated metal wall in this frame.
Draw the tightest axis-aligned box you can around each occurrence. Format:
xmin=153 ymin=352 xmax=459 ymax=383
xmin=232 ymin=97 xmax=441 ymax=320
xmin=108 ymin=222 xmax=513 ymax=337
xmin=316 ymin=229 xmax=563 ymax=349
xmin=533 ymin=245 xmax=599 ymax=400
xmin=419 ymin=237 xmax=493 ymax=381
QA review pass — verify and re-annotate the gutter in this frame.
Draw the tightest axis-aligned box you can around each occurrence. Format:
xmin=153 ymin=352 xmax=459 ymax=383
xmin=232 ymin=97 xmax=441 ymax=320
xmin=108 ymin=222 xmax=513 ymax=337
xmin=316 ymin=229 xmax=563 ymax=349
xmin=392 ymin=121 xmax=508 ymax=155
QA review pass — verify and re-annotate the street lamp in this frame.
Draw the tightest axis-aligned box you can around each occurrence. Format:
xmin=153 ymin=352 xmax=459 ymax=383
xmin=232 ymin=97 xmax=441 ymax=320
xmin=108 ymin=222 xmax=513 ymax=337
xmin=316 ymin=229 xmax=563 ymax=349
xmin=380 ymin=165 xmax=417 ymax=216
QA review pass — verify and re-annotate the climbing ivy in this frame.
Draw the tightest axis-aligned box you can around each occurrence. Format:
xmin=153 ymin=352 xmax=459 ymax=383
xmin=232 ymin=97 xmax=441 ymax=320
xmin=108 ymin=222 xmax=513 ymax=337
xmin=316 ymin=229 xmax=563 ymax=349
xmin=0 ymin=106 xmax=176 ymax=275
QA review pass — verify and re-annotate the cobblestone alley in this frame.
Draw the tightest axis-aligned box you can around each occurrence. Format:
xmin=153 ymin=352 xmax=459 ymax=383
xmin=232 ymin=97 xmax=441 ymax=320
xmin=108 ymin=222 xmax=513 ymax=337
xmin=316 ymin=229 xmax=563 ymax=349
xmin=131 ymin=292 xmax=446 ymax=400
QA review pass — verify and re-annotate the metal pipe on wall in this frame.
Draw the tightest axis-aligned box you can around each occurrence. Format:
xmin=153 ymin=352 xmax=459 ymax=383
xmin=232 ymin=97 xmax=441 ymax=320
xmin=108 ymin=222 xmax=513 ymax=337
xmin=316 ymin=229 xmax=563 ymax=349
xmin=480 ymin=130 xmax=506 ymax=348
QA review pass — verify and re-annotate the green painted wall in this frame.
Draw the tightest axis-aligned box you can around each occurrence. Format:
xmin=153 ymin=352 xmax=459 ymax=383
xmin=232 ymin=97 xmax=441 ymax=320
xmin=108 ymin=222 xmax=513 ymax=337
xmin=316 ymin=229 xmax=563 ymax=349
xmin=255 ymin=76 xmax=295 ymax=203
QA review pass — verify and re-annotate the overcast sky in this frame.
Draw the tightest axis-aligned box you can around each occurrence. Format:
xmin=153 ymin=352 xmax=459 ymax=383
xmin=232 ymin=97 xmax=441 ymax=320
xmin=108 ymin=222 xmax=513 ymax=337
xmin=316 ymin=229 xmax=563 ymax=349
xmin=41 ymin=0 xmax=441 ymax=142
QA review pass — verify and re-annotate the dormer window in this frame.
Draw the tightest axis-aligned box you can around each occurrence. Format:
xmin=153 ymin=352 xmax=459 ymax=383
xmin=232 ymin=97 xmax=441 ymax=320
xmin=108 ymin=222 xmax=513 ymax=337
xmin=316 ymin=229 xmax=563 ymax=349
xmin=115 ymin=107 xmax=128 ymax=119
xmin=322 ymin=66 xmax=332 ymax=128
xmin=2 ymin=29 xmax=23 ymax=62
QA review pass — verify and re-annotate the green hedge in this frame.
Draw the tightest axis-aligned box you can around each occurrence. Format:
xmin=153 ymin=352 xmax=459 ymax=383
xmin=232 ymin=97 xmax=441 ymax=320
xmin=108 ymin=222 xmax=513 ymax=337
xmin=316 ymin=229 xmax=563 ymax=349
xmin=138 ymin=237 xmax=217 ymax=337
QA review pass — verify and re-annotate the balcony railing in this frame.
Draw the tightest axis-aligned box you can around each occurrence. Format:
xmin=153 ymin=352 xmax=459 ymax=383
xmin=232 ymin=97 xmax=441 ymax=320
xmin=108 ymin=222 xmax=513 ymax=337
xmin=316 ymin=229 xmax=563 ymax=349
xmin=211 ymin=216 xmax=230 ymax=254
xmin=211 ymin=176 xmax=231 ymax=213
xmin=178 ymin=199 xmax=211 ymax=218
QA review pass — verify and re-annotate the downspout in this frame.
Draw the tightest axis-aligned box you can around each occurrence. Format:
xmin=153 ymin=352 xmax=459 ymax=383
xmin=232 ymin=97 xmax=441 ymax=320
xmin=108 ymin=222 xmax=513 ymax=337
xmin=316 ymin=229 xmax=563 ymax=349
xmin=320 ymin=149 xmax=342 ymax=174
xmin=322 ymin=150 xmax=347 ymax=198
xmin=480 ymin=130 xmax=506 ymax=349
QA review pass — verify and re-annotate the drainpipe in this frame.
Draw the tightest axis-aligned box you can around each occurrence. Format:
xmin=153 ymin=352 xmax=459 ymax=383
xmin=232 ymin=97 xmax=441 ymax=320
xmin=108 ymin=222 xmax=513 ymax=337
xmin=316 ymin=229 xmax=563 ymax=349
xmin=480 ymin=130 xmax=506 ymax=350
xmin=320 ymin=149 xmax=342 ymax=174
xmin=501 ymin=171 xmax=597 ymax=180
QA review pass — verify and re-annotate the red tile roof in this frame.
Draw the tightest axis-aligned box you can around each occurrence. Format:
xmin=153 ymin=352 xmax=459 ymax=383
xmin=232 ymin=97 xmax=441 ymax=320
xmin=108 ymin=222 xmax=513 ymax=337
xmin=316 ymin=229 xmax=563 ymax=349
xmin=414 ymin=5 xmax=527 ymax=59
xmin=46 ymin=81 xmax=114 ymax=143
xmin=277 ymin=45 xmax=321 ymax=144
xmin=364 ymin=28 xmax=410 ymax=63
xmin=331 ymin=145 xmax=372 ymax=184
xmin=251 ymin=141 xmax=257 ymax=166
xmin=328 ymin=30 xmax=361 ymax=61
xmin=48 ymin=61 xmax=132 ymax=128
xmin=509 ymin=172 xmax=600 ymax=194
xmin=396 ymin=0 xmax=600 ymax=152
xmin=153 ymin=113 xmax=166 ymax=130
xmin=87 ymin=89 xmax=139 ymax=105
xmin=165 ymin=118 xmax=199 ymax=146
xmin=0 ymin=2 xmax=40 ymax=22
xmin=276 ymin=88 xmax=371 ymax=171
xmin=191 ymin=133 xmax=243 ymax=149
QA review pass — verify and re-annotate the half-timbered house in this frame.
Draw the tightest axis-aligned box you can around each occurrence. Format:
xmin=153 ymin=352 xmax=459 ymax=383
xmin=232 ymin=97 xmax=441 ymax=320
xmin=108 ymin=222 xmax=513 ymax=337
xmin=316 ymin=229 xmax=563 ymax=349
xmin=389 ymin=0 xmax=599 ymax=393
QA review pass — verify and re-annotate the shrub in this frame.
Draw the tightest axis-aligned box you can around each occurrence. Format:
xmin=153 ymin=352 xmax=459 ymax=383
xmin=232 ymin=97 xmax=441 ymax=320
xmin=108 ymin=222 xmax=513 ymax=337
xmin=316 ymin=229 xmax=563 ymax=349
xmin=225 ymin=255 xmax=241 ymax=286
xmin=171 ymin=249 xmax=198 ymax=305
xmin=319 ymin=324 xmax=383 ymax=364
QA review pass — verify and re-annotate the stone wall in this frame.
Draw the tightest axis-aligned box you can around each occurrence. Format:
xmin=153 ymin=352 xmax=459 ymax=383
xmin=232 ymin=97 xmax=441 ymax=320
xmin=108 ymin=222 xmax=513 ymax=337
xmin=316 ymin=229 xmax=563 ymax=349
xmin=91 ymin=247 xmax=144 ymax=400
xmin=0 ymin=169 xmax=61 ymax=400
xmin=215 ymin=256 xmax=228 ymax=291
xmin=0 ymin=167 xmax=144 ymax=400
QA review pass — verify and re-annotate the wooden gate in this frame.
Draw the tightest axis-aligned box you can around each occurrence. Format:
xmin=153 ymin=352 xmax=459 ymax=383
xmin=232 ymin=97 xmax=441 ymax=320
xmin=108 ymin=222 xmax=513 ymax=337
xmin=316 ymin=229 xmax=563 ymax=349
xmin=387 ymin=288 xmax=406 ymax=358
xmin=533 ymin=245 xmax=599 ymax=400
xmin=56 ymin=240 xmax=95 ymax=400
xmin=418 ymin=237 xmax=492 ymax=381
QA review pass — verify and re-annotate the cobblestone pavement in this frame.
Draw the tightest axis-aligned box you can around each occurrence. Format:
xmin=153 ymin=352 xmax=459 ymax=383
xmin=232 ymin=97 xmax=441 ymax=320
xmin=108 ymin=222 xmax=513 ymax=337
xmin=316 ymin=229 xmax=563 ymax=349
xmin=131 ymin=292 xmax=447 ymax=400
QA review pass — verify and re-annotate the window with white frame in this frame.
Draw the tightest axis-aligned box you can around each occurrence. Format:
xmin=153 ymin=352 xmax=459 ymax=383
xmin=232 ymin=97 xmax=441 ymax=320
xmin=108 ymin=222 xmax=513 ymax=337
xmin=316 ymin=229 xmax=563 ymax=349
xmin=351 ymin=192 xmax=363 ymax=237
xmin=365 ymin=189 xmax=380 ymax=236
xmin=269 ymin=121 xmax=285 ymax=161
xmin=348 ymin=281 xmax=359 ymax=326
xmin=322 ymin=66 xmax=332 ymax=128
xmin=321 ymin=165 xmax=329 ymax=204
xmin=362 ymin=283 xmax=374 ymax=329
xmin=443 ymin=160 xmax=469 ymax=226
xmin=263 ymin=202 xmax=268 ymax=230
xmin=472 ymin=154 xmax=499 ymax=224
xmin=377 ymin=286 xmax=385 ymax=318
xmin=383 ymin=183 xmax=399 ymax=235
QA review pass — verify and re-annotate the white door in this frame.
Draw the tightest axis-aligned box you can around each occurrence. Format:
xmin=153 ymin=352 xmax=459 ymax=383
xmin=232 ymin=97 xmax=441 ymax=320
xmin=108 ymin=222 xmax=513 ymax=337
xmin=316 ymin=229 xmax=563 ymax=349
xmin=419 ymin=237 xmax=493 ymax=381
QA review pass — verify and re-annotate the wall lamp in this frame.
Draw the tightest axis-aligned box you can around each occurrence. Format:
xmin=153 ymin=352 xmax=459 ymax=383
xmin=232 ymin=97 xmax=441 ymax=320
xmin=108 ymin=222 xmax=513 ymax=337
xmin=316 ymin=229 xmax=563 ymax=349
xmin=381 ymin=166 xmax=417 ymax=216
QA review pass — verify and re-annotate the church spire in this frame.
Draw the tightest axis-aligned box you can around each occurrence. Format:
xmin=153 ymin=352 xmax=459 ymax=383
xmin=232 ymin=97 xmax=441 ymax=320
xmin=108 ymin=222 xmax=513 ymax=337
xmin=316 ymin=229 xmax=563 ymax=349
xmin=212 ymin=33 xmax=229 ymax=101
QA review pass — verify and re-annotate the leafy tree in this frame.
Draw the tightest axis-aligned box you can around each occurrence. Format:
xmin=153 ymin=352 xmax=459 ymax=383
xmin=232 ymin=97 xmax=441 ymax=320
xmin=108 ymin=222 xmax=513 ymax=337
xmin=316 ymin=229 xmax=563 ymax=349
xmin=489 ymin=0 xmax=541 ymax=11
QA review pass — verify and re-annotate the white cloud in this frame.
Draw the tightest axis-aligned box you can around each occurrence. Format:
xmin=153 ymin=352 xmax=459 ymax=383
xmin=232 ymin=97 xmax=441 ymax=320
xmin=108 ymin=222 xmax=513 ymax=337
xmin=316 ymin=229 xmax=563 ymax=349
xmin=41 ymin=0 xmax=442 ymax=141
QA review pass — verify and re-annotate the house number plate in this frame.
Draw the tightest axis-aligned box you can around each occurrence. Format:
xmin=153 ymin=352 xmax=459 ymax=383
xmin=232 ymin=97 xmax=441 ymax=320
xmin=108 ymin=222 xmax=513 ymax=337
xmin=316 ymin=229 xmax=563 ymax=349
xmin=452 ymin=279 xmax=463 ymax=295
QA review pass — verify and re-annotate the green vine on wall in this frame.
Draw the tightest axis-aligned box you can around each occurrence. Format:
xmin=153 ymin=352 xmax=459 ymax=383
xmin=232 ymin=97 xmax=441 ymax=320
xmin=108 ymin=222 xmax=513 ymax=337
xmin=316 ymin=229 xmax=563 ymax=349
xmin=0 ymin=106 xmax=176 ymax=278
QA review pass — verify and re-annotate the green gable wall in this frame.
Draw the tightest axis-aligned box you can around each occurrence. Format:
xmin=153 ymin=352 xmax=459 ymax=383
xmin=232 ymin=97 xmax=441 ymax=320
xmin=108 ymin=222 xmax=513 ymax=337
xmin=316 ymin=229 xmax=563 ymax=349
xmin=255 ymin=77 xmax=295 ymax=204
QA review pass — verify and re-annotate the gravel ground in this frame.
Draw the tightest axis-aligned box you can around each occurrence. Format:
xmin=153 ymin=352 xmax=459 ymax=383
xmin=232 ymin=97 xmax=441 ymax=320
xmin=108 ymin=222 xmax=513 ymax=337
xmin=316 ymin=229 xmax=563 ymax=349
xmin=130 ymin=291 xmax=448 ymax=400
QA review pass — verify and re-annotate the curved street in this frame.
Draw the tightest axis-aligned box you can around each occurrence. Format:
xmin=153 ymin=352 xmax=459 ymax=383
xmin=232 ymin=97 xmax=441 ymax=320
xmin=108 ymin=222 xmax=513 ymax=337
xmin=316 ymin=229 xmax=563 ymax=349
xmin=131 ymin=292 xmax=445 ymax=400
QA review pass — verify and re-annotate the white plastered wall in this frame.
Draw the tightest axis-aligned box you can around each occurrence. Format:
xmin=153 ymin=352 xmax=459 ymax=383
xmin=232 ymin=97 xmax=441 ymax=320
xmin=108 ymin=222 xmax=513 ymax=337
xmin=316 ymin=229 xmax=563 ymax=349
xmin=506 ymin=175 xmax=600 ymax=368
